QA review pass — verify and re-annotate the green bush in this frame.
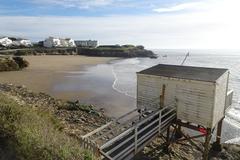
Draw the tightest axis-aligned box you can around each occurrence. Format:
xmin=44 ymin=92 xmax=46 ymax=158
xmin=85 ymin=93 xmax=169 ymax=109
xmin=12 ymin=57 xmax=29 ymax=68
xmin=0 ymin=93 xmax=85 ymax=160
xmin=0 ymin=57 xmax=19 ymax=71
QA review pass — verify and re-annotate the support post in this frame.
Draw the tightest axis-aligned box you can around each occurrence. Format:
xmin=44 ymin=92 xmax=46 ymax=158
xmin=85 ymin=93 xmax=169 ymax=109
xmin=166 ymin=126 xmax=170 ymax=144
xmin=175 ymin=124 xmax=182 ymax=139
xmin=212 ymin=118 xmax=224 ymax=152
xmin=160 ymin=84 xmax=166 ymax=108
xmin=216 ymin=118 xmax=223 ymax=144
xmin=203 ymin=128 xmax=212 ymax=160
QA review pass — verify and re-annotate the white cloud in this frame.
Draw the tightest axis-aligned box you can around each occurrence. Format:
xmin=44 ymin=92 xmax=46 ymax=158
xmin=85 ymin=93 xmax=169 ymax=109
xmin=31 ymin=0 xmax=113 ymax=9
xmin=153 ymin=2 xmax=207 ymax=13
xmin=1 ymin=0 xmax=240 ymax=49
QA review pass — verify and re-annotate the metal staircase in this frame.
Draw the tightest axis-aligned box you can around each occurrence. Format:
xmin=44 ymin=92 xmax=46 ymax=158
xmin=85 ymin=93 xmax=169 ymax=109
xmin=80 ymin=103 xmax=176 ymax=160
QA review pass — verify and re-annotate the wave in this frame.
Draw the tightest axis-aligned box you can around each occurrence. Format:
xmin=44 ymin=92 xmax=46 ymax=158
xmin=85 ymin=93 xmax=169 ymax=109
xmin=111 ymin=66 xmax=136 ymax=98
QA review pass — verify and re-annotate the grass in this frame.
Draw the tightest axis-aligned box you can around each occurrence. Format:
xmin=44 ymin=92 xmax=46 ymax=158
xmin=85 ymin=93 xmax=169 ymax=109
xmin=0 ymin=93 xmax=95 ymax=160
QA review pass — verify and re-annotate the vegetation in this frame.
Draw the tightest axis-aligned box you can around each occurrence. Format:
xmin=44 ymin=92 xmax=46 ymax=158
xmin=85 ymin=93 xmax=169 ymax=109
xmin=0 ymin=93 xmax=93 ymax=160
xmin=78 ymin=44 xmax=157 ymax=58
xmin=0 ymin=57 xmax=19 ymax=71
xmin=12 ymin=57 xmax=29 ymax=68
xmin=0 ymin=56 xmax=29 ymax=71
xmin=59 ymin=100 xmax=101 ymax=116
xmin=14 ymin=49 xmax=34 ymax=56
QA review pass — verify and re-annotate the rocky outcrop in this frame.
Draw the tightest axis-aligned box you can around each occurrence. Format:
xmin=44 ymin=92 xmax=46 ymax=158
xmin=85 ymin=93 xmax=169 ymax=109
xmin=77 ymin=45 xmax=157 ymax=58
xmin=0 ymin=56 xmax=29 ymax=71
xmin=0 ymin=48 xmax=77 ymax=56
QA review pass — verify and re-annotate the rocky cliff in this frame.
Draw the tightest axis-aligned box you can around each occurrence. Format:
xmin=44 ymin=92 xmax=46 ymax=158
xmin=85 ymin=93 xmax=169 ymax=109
xmin=77 ymin=45 xmax=157 ymax=58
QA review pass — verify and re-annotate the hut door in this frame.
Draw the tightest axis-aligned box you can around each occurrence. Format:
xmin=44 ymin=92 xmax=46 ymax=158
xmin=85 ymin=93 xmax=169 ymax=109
xmin=160 ymin=84 xmax=166 ymax=108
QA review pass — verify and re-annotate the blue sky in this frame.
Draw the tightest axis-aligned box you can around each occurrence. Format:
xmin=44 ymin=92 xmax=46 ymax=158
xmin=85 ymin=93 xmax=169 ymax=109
xmin=0 ymin=0 xmax=186 ymax=16
xmin=0 ymin=0 xmax=240 ymax=49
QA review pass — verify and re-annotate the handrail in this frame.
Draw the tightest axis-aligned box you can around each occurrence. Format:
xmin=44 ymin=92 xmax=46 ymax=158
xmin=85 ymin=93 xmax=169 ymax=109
xmin=106 ymin=134 xmax=135 ymax=155
xmin=95 ymin=102 xmax=177 ymax=160
xmin=82 ymin=121 xmax=113 ymax=138
xmin=100 ymin=125 xmax=135 ymax=149
xmin=82 ymin=108 xmax=138 ymax=139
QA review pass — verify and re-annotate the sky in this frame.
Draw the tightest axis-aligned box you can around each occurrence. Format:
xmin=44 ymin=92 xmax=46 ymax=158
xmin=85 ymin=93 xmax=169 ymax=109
xmin=0 ymin=0 xmax=240 ymax=49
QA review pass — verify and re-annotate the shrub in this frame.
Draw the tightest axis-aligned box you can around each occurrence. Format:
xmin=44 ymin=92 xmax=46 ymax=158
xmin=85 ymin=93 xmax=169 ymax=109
xmin=12 ymin=57 xmax=29 ymax=68
xmin=0 ymin=57 xmax=19 ymax=71
xmin=0 ymin=93 xmax=85 ymax=160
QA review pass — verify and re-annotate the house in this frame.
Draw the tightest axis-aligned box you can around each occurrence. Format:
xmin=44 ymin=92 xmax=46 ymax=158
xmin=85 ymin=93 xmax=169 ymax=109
xmin=137 ymin=64 xmax=232 ymax=129
xmin=64 ymin=38 xmax=76 ymax=47
xmin=0 ymin=37 xmax=13 ymax=47
xmin=43 ymin=37 xmax=76 ymax=48
xmin=11 ymin=38 xmax=32 ymax=47
xmin=75 ymin=40 xmax=98 ymax=48
xmin=43 ymin=37 xmax=61 ymax=48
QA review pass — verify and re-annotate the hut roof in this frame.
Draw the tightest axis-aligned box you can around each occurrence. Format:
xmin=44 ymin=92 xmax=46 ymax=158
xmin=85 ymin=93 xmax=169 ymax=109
xmin=137 ymin=64 xmax=228 ymax=82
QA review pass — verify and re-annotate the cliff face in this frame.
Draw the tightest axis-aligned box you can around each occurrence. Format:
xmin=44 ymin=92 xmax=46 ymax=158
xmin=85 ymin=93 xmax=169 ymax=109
xmin=77 ymin=46 xmax=157 ymax=58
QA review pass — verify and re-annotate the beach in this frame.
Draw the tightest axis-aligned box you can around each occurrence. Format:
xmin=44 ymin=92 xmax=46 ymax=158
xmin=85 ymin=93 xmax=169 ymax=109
xmin=0 ymin=55 xmax=135 ymax=117
xmin=0 ymin=55 xmax=115 ymax=97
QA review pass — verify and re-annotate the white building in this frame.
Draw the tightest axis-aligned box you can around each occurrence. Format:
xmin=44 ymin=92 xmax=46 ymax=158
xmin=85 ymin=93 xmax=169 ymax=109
xmin=0 ymin=37 xmax=32 ymax=47
xmin=43 ymin=37 xmax=61 ymax=48
xmin=65 ymin=38 xmax=76 ymax=47
xmin=12 ymin=38 xmax=32 ymax=47
xmin=75 ymin=40 xmax=98 ymax=48
xmin=43 ymin=37 xmax=76 ymax=48
xmin=0 ymin=37 xmax=13 ymax=47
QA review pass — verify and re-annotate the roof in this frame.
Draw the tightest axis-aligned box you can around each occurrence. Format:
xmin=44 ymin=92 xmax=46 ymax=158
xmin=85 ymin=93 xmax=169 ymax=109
xmin=137 ymin=64 xmax=228 ymax=82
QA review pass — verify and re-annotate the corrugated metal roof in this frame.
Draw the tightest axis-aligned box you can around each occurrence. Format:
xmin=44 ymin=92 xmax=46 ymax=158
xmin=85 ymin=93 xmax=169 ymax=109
xmin=137 ymin=64 xmax=228 ymax=82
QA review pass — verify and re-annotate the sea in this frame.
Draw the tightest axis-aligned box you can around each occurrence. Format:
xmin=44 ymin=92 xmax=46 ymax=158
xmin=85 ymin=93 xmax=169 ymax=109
xmin=54 ymin=49 xmax=240 ymax=144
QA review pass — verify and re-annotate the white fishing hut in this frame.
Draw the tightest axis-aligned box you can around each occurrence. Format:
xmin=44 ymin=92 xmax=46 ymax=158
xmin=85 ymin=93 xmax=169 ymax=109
xmin=137 ymin=64 xmax=230 ymax=129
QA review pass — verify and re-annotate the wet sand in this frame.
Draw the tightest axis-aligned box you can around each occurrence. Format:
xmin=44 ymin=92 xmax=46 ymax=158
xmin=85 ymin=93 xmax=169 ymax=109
xmin=0 ymin=55 xmax=115 ymax=95
xmin=0 ymin=55 xmax=135 ymax=117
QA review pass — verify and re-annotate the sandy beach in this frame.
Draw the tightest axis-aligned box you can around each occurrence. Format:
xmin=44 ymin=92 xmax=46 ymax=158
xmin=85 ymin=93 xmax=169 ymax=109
xmin=0 ymin=55 xmax=135 ymax=117
xmin=0 ymin=55 xmax=115 ymax=95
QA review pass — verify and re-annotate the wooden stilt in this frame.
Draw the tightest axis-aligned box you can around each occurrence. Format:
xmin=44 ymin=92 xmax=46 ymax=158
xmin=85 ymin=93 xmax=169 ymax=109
xmin=216 ymin=118 xmax=223 ymax=144
xmin=203 ymin=128 xmax=212 ymax=160
xmin=211 ymin=118 xmax=224 ymax=152
xmin=160 ymin=84 xmax=166 ymax=108
xmin=167 ymin=126 xmax=170 ymax=143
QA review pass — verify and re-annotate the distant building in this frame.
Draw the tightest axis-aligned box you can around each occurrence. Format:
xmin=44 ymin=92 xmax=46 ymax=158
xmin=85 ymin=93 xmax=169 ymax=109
xmin=43 ymin=37 xmax=61 ymax=48
xmin=0 ymin=37 xmax=13 ymax=47
xmin=12 ymin=38 xmax=32 ymax=47
xmin=0 ymin=37 xmax=32 ymax=47
xmin=43 ymin=37 xmax=76 ymax=48
xmin=65 ymin=38 xmax=76 ymax=47
xmin=75 ymin=40 xmax=98 ymax=48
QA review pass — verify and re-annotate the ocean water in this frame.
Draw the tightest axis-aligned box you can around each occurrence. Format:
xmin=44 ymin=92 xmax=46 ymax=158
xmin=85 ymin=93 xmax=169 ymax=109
xmin=54 ymin=49 xmax=240 ymax=143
